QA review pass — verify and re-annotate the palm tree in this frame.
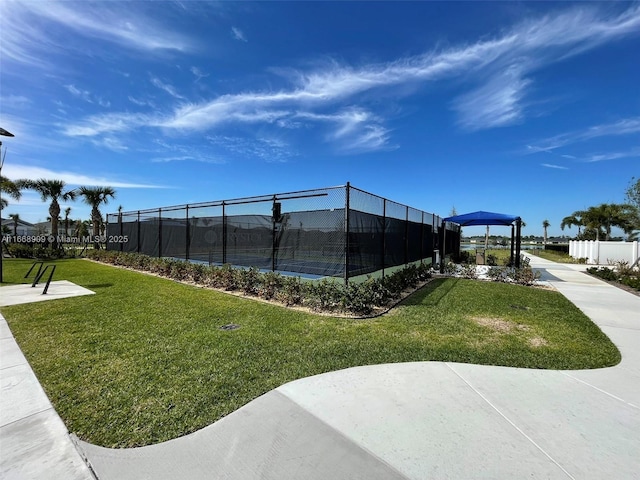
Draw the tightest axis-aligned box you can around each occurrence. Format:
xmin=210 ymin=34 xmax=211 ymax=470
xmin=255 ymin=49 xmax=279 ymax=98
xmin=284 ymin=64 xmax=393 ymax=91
xmin=8 ymin=213 xmax=20 ymax=236
xmin=560 ymin=214 xmax=583 ymax=236
xmin=574 ymin=204 xmax=636 ymax=241
xmin=0 ymin=175 xmax=22 ymax=211
xmin=64 ymin=207 xmax=72 ymax=236
xmin=542 ymin=219 xmax=550 ymax=245
xmin=78 ymin=186 xmax=116 ymax=243
xmin=74 ymin=219 xmax=91 ymax=238
xmin=21 ymin=179 xmax=76 ymax=241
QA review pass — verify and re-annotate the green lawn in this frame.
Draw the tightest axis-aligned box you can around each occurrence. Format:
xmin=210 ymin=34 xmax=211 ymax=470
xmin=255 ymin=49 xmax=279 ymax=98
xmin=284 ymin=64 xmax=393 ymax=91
xmin=529 ymin=249 xmax=581 ymax=263
xmin=1 ymin=258 xmax=620 ymax=448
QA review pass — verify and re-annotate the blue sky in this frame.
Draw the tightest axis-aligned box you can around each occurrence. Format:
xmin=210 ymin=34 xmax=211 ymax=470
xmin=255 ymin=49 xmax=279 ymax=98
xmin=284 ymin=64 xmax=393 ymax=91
xmin=1 ymin=1 xmax=639 ymax=237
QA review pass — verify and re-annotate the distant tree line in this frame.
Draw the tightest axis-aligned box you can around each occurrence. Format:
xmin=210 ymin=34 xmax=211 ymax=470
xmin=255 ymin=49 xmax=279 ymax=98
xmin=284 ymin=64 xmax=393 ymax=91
xmin=1 ymin=176 xmax=116 ymax=247
xmin=560 ymin=176 xmax=640 ymax=241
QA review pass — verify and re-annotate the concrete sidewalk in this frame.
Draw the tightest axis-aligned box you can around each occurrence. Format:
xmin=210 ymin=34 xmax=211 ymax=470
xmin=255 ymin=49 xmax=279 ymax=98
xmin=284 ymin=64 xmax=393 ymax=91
xmin=0 ymin=282 xmax=96 ymax=479
xmin=1 ymin=257 xmax=639 ymax=479
xmin=77 ymin=254 xmax=640 ymax=479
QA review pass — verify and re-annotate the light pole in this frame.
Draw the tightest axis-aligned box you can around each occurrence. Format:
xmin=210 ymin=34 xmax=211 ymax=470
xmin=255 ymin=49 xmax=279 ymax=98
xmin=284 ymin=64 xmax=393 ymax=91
xmin=0 ymin=127 xmax=16 ymax=283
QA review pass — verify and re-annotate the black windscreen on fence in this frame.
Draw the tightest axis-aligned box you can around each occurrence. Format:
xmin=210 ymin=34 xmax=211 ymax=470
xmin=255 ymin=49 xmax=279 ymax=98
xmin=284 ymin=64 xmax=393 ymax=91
xmin=106 ymin=184 xmax=460 ymax=282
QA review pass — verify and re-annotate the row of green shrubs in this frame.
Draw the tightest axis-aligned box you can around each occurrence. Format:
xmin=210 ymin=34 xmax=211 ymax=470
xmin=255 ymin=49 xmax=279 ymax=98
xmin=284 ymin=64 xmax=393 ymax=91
xmin=444 ymin=255 xmax=541 ymax=286
xmin=86 ymin=251 xmax=433 ymax=316
xmin=587 ymin=262 xmax=640 ymax=291
xmin=5 ymin=242 xmax=88 ymax=259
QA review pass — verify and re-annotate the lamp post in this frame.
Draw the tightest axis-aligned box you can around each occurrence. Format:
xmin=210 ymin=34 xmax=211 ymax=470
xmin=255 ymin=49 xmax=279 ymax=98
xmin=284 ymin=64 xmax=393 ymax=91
xmin=0 ymin=127 xmax=16 ymax=283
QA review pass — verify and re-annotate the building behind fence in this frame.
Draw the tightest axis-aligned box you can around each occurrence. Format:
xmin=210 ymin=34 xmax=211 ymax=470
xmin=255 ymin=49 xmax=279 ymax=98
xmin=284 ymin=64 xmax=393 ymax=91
xmin=106 ymin=183 xmax=460 ymax=282
xmin=569 ymin=240 xmax=639 ymax=266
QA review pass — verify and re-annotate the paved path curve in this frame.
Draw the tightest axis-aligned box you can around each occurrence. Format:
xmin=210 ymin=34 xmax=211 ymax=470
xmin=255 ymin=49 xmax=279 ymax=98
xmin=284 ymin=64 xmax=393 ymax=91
xmin=76 ymin=254 xmax=640 ymax=479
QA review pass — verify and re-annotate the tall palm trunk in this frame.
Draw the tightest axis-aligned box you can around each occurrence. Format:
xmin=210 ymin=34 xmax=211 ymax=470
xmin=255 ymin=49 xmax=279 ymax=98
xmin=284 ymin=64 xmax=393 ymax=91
xmin=49 ymin=198 xmax=60 ymax=242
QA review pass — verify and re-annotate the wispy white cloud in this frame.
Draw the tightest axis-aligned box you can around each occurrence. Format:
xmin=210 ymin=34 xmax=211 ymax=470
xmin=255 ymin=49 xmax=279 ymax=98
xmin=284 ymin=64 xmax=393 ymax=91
xmin=231 ymin=27 xmax=247 ymax=42
xmin=541 ymin=163 xmax=569 ymax=170
xmin=61 ymin=112 xmax=152 ymax=137
xmin=65 ymin=84 xmax=93 ymax=103
xmin=527 ymin=117 xmax=640 ymax=152
xmin=2 ymin=164 xmax=164 ymax=189
xmin=64 ymin=84 xmax=111 ymax=107
xmin=151 ymin=139 xmax=227 ymax=165
xmin=0 ymin=95 xmax=32 ymax=108
xmin=453 ymin=66 xmax=530 ymax=130
xmin=295 ymin=107 xmax=394 ymax=153
xmin=0 ymin=0 xmax=193 ymax=69
xmin=206 ymin=135 xmax=295 ymax=163
xmin=90 ymin=137 xmax=129 ymax=152
xmin=190 ymin=67 xmax=209 ymax=83
xmin=584 ymin=147 xmax=640 ymax=163
xmin=150 ymin=77 xmax=185 ymax=100
xmin=128 ymin=96 xmax=155 ymax=108
xmin=150 ymin=156 xmax=223 ymax=164
xmin=59 ymin=4 xmax=640 ymax=153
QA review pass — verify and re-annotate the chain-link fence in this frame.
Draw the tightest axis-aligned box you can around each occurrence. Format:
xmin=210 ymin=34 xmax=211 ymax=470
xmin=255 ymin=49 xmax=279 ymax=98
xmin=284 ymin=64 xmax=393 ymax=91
xmin=106 ymin=184 xmax=460 ymax=282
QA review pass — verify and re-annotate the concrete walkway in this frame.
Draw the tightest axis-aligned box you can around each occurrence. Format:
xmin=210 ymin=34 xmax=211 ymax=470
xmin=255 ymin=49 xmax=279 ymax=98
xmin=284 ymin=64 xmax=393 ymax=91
xmin=1 ymin=256 xmax=639 ymax=479
xmin=77 ymin=254 xmax=640 ymax=479
xmin=0 ymin=283 xmax=96 ymax=480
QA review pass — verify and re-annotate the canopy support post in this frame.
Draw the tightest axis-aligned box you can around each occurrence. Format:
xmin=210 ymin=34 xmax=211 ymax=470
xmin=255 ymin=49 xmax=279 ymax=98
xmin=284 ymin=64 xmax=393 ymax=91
xmin=515 ymin=218 xmax=522 ymax=268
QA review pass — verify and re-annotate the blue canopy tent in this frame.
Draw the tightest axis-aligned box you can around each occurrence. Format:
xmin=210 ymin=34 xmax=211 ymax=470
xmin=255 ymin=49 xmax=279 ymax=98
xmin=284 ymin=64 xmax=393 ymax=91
xmin=441 ymin=211 xmax=522 ymax=270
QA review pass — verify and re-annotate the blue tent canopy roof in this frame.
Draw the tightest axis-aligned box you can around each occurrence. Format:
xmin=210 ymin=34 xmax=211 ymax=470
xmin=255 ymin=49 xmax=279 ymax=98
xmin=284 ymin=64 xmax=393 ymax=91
xmin=443 ymin=211 xmax=521 ymax=226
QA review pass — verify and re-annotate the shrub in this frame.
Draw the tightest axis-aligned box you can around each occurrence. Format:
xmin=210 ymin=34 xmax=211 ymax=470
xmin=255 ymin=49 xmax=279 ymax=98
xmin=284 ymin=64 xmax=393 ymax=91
xmin=275 ymin=276 xmax=303 ymax=306
xmin=620 ymin=276 xmax=640 ymax=291
xmin=486 ymin=254 xmax=498 ymax=266
xmin=6 ymin=243 xmax=34 ymax=258
xmin=511 ymin=266 xmax=540 ymax=286
xmin=304 ymin=279 xmax=343 ymax=312
xmin=459 ymin=264 xmax=478 ymax=279
xmin=487 ymin=266 xmax=509 ymax=283
xmin=587 ymin=267 xmax=618 ymax=282
xmin=33 ymin=245 xmax=63 ymax=260
xmin=452 ymin=250 xmax=472 ymax=264
xmin=168 ymin=260 xmax=190 ymax=282
xmin=258 ymin=271 xmax=283 ymax=300
xmin=416 ymin=262 xmax=433 ymax=282
xmin=86 ymin=251 xmax=439 ymax=315
xmin=342 ymin=281 xmax=374 ymax=315
xmin=218 ymin=264 xmax=239 ymax=291
xmin=238 ymin=266 xmax=261 ymax=295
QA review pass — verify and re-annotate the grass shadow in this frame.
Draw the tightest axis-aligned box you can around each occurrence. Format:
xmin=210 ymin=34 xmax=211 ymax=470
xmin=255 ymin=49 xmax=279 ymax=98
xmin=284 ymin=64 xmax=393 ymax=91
xmin=401 ymin=277 xmax=459 ymax=307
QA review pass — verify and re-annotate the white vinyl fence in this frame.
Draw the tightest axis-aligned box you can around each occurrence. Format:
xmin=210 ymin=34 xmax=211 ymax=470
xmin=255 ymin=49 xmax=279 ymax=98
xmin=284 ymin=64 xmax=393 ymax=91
xmin=569 ymin=240 xmax=639 ymax=266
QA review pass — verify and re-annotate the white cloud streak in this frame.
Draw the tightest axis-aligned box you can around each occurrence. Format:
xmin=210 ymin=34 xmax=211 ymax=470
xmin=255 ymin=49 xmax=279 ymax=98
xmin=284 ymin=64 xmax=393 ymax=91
xmin=231 ymin=27 xmax=247 ymax=42
xmin=584 ymin=147 xmax=640 ymax=163
xmin=2 ymin=164 xmax=164 ymax=189
xmin=1 ymin=0 xmax=193 ymax=69
xmin=527 ymin=117 xmax=640 ymax=152
xmin=151 ymin=77 xmax=186 ymax=100
xmin=58 ymin=4 xmax=640 ymax=151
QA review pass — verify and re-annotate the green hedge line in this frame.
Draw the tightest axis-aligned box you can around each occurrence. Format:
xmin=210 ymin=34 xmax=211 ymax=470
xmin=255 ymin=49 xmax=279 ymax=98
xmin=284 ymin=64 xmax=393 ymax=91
xmin=587 ymin=264 xmax=640 ymax=291
xmin=86 ymin=251 xmax=433 ymax=316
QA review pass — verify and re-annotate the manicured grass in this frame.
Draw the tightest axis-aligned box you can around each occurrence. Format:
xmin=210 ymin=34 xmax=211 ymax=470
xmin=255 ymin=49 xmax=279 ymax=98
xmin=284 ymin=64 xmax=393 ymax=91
xmin=529 ymin=249 xmax=580 ymax=263
xmin=1 ymin=258 xmax=620 ymax=448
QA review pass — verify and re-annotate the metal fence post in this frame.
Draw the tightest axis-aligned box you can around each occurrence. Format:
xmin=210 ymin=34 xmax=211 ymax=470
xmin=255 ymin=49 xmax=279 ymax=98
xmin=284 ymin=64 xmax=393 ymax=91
xmin=137 ymin=211 xmax=141 ymax=254
xmin=222 ymin=202 xmax=227 ymax=265
xmin=405 ymin=206 xmax=409 ymax=266
xmin=344 ymin=182 xmax=350 ymax=285
xmin=420 ymin=212 xmax=424 ymax=265
xmin=382 ymin=198 xmax=386 ymax=278
xmin=158 ymin=208 xmax=162 ymax=258
xmin=185 ymin=205 xmax=190 ymax=261
xmin=272 ymin=195 xmax=277 ymax=272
